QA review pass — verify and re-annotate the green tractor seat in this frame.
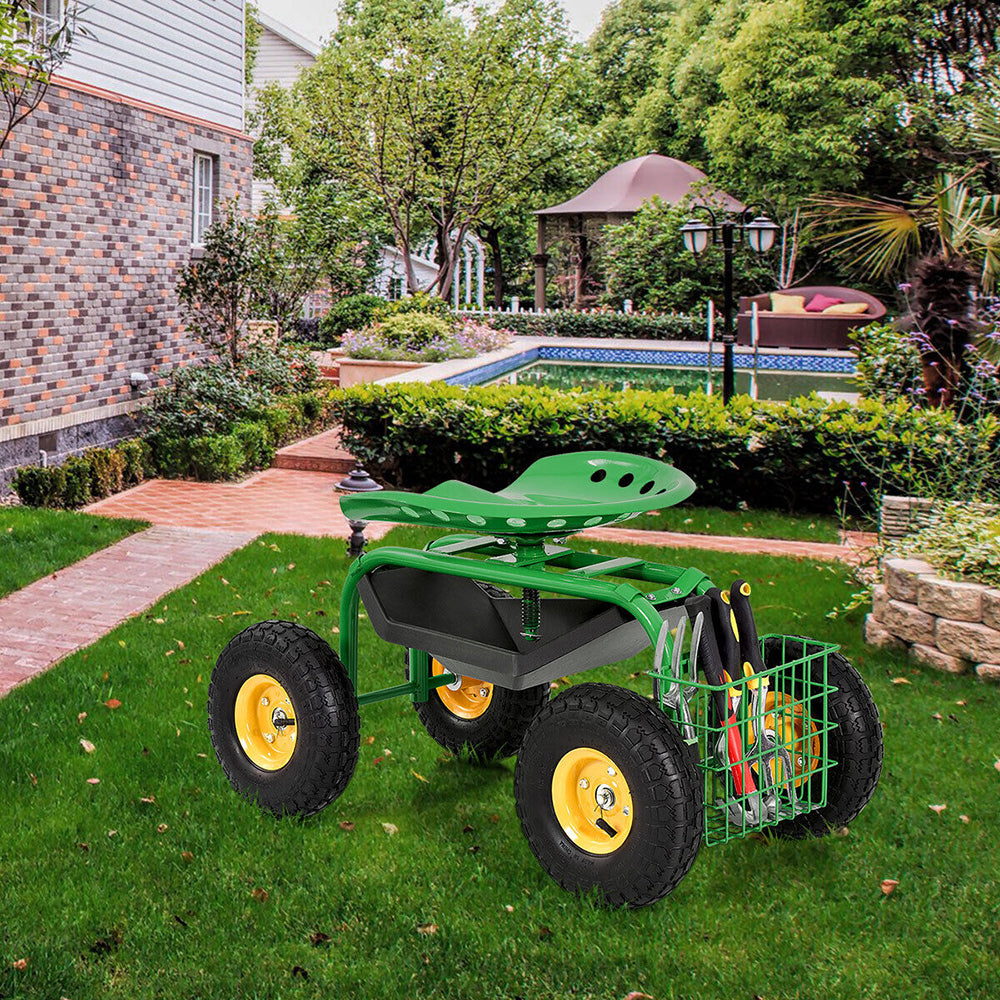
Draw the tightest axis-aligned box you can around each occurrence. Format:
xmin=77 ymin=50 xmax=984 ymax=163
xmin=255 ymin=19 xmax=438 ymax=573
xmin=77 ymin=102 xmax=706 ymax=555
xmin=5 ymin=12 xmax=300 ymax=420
xmin=339 ymin=451 xmax=696 ymax=537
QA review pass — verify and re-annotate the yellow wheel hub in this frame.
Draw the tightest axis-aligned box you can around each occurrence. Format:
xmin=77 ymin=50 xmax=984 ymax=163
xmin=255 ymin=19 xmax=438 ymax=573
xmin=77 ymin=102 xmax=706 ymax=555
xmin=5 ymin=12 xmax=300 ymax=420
xmin=551 ymin=747 xmax=633 ymax=855
xmin=750 ymin=691 xmax=821 ymax=788
xmin=234 ymin=673 xmax=297 ymax=771
xmin=431 ymin=658 xmax=493 ymax=720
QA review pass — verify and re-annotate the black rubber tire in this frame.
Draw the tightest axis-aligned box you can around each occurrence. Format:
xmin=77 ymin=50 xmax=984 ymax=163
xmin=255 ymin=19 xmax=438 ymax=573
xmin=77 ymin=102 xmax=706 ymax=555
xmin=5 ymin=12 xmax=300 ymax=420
xmin=208 ymin=621 xmax=360 ymax=818
xmin=764 ymin=637 xmax=883 ymax=838
xmin=407 ymin=651 xmax=549 ymax=760
xmin=514 ymin=682 xmax=704 ymax=909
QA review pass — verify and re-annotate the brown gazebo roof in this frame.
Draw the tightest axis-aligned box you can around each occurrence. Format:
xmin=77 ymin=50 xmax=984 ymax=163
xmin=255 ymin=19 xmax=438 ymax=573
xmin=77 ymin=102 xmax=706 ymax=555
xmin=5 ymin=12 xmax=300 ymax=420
xmin=536 ymin=154 xmax=744 ymax=217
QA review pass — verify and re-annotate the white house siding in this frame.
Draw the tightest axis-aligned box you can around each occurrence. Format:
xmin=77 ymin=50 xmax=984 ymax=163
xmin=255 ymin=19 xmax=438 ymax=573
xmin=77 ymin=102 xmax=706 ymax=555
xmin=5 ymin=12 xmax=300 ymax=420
xmin=253 ymin=24 xmax=318 ymax=94
xmin=60 ymin=0 xmax=245 ymax=131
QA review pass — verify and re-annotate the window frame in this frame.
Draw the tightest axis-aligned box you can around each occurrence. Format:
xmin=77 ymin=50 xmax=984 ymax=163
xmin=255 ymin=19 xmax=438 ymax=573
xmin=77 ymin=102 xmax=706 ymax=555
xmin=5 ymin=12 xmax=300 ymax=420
xmin=191 ymin=152 xmax=217 ymax=248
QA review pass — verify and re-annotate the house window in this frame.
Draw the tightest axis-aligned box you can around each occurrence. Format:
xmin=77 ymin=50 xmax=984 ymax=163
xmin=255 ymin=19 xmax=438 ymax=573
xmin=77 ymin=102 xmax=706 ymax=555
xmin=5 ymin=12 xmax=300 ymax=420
xmin=30 ymin=0 xmax=62 ymax=39
xmin=192 ymin=153 xmax=216 ymax=246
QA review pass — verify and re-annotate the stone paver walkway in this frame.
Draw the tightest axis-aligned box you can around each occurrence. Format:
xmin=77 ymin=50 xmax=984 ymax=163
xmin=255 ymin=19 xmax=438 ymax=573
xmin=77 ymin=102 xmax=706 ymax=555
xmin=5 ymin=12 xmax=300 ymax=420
xmin=84 ymin=468 xmax=395 ymax=540
xmin=0 ymin=526 xmax=253 ymax=695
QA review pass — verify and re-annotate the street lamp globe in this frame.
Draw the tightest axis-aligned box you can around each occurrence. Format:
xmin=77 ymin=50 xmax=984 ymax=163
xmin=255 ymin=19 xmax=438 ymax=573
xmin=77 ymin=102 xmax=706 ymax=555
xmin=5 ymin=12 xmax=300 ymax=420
xmin=680 ymin=218 xmax=711 ymax=256
xmin=745 ymin=215 xmax=779 ymax=254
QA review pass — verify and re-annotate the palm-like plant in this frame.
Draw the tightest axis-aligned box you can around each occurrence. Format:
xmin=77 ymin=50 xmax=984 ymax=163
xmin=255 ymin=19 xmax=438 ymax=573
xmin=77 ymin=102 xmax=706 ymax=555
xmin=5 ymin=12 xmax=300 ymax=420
xmin=811 ymin=170 xmax=1000 ymax=407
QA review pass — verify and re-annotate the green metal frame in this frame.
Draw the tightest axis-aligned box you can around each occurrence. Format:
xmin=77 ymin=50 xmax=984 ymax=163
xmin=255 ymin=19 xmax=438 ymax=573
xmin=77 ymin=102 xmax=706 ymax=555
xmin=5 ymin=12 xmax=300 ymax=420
xmin=338 ymin=532 xmax=713 ymax=706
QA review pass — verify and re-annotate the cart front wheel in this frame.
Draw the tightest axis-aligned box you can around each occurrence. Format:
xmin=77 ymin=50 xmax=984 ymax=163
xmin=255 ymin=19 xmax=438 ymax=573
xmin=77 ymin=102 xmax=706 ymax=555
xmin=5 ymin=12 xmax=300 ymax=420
xmin=515 ymin=682 xmax=703 ymax=908
xmin=209 ymin=621 xmax=360 ymax=817
xmin=409 ymin=654 xmax=549 ymax=760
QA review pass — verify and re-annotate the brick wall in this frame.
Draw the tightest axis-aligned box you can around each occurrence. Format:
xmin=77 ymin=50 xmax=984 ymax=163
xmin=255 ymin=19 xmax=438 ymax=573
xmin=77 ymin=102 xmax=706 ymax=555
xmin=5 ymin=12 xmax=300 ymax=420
xmin=0 ymin=78 xmax=253 ymax=484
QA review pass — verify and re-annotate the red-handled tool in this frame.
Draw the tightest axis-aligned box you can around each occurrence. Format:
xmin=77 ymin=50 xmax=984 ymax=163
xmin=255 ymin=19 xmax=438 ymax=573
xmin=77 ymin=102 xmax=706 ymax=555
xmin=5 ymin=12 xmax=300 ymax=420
xmin=686 ymin=595 xmax=756 ymax=795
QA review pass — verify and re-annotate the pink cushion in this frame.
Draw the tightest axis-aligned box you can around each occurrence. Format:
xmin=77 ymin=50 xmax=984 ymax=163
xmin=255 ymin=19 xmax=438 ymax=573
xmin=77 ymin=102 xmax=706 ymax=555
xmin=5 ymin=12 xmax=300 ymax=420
xmin=805 ymin=293 xmax=844 ymax=312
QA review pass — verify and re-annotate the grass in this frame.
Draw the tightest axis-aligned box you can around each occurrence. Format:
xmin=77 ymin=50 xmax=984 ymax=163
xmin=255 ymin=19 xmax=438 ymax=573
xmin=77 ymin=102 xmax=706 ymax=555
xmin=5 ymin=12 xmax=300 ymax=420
xmin=1 ymin=528 xmax=997 ymax=999
xmin=627 ymin=504 xmax=843 ymax=542
xmin=0 ymin=507 xmax=146 ymax=598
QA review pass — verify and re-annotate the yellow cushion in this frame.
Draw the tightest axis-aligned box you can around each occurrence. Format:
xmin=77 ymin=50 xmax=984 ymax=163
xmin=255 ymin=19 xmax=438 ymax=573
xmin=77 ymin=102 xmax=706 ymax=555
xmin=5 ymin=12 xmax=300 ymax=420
xmin=822 ymin=301 xmax=869 ymax=315
xmin=770 ymin=293 xmax=807 ymax=314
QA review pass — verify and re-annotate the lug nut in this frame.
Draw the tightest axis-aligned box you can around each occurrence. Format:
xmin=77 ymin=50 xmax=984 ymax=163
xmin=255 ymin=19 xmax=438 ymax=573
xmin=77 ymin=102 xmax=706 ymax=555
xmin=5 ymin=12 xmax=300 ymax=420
xmin=623 ymin=807 xmax=630 ymax=816
xmin=578 ymin=778 xmax=589 ymax=789
xmin=479 ymin=687 xmax=489 ymax=698
xmin=264 ymin=733 xmax=274 ymax=743
xmin=606 ymin=766 xmax=616 ymax=776
xmin=261 ymin=697 xmax=269 ymax=707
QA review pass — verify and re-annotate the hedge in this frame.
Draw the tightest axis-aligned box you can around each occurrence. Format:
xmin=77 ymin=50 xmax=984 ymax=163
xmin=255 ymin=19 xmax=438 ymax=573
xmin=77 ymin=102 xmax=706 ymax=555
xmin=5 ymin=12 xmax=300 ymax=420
xmin=12 ymin=438 xmax=153 ymax=509
xmin=336 ymin=383 xmax=1000 ymax=516
xmin=468 ymin=310 xmax=703 ymax=341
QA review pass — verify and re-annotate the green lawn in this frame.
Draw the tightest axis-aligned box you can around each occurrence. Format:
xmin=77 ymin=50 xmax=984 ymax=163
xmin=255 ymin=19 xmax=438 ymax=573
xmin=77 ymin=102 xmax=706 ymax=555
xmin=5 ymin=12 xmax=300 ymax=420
xmin=0 ymin=507 xmax=146 ymax=598
xmin=1 ymin=528 xmax=997 ymax=999
xmin=627 ymin=503 xmax=843 ymax=542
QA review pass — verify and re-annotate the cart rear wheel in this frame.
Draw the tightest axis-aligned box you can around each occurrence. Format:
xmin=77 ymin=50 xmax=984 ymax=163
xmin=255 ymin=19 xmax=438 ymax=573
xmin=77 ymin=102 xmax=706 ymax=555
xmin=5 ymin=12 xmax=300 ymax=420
xmin=764 ymin=637 xmax=883 ymax=837
xmin=410 ymin=654 xmax=548 ymax=760
xmin=514 ymin=682 xmax=703 ymax=908
xmin=209 ymin=621 xmax=360 ymax=817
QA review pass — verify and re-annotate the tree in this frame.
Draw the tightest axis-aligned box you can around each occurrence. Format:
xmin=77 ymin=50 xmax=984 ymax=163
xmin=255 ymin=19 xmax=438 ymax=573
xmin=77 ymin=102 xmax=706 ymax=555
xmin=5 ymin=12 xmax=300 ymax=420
xmin=288 ymin=0 xmax=575 ymax=299
xmin=626 ymin=0 xmax=1000 ymax=209
xmin=1 ymin=0 xmax=81 ymax=152
xmin=602 ymin=197 xmax=774 ymax=313
xmin=814 ymin=170 xmax=1000 ymax=407
xmin=176 ymin=202 xmax=258 ymax=365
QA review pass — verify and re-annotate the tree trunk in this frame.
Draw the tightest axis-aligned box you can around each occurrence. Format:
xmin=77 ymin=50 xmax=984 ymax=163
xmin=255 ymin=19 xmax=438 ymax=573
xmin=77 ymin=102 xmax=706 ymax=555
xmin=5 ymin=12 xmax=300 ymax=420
xmin=482 ymin=224 xmax=505 ymax=308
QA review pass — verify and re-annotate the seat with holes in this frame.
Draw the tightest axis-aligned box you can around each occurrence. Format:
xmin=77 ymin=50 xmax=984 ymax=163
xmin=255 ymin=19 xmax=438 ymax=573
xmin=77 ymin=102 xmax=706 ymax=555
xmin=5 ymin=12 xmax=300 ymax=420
xmin=340 ymin=451 xmax=695 ymax=536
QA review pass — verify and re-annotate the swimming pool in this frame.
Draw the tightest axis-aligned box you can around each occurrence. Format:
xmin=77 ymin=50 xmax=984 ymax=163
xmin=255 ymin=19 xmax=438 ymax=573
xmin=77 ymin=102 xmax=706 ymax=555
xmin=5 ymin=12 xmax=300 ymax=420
xmin=442 ymin=343 xmax=857 ymax=402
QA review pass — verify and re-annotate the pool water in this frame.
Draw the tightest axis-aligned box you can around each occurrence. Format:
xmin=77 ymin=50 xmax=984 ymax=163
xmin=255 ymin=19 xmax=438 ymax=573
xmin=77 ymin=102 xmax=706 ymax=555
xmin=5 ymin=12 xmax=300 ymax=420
xmin=489 ymin=361 xmax=857 ymax=401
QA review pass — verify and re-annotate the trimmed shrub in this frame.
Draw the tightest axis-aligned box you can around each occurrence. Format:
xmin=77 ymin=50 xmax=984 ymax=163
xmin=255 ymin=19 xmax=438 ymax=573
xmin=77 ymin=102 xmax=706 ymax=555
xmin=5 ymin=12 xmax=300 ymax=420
xmin=84 ymin=447 xmax=126 ymax=500
xmin=61 ymin=457 xmax=94 ymax=508
xmin=472 ymin=310 xmax=702 ymax=341
xmin=148 ymin=434 xmax=192 ymax=479
xmin=335 ymin=383 xmax=1000 ymax=515
xmin=118 ymin=438 xmax=152 ymax=486
xmin=233 ymin=421 xmax=274 ymax=469
xmin=12 ymin=465 xmax=67 ymax=508
xmin=189 ymin=434 xmax=245 ymax=482
xmin=319 ymin=293 xmax=387 ymax=345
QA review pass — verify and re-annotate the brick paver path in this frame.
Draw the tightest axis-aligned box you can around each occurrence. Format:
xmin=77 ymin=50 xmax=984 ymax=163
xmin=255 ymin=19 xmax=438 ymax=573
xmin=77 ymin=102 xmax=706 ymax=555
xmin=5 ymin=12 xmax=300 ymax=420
xmin=0 ymin=526 xmax=253 ymax=696
xmin=85 ymin=468 xmax=395 ymax=540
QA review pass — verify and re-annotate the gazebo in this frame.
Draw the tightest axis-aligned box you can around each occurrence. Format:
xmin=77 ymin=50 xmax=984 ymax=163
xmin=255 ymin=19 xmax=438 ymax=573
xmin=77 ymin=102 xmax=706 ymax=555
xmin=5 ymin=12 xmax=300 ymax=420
xmin=533 ymin=153 xmax=744 ymax=309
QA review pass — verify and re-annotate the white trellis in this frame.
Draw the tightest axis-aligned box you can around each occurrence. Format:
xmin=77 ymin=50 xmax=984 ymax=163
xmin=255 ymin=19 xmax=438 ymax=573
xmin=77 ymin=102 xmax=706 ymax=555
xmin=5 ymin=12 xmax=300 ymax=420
xmin=416 ymin=232 xmax=487 ymax=310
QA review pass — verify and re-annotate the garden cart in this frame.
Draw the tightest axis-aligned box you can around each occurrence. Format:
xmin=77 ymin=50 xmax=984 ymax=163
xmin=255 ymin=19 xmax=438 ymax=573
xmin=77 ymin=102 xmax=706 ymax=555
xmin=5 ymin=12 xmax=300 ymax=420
xmin=208 ymin=451 xmax=883 ymax=908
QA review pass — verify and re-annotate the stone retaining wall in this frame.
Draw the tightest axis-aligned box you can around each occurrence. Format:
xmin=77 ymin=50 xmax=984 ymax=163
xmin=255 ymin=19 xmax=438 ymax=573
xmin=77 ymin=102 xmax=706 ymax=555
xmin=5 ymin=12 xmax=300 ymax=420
xmin=865 ymin=558 xmax=1000 ymax=682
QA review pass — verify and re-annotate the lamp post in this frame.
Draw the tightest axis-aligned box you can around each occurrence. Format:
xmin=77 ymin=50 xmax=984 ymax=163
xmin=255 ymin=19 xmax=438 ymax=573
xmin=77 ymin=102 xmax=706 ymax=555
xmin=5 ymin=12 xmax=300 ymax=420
xmin=680 ymin=208 xmax=779 ymax=403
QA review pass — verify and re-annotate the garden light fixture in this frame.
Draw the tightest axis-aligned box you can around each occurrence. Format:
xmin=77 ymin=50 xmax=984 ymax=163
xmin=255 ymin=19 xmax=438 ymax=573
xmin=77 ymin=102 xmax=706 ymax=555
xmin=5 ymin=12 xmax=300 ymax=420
xmin=680 ymin=206 xmax=779 ymax=403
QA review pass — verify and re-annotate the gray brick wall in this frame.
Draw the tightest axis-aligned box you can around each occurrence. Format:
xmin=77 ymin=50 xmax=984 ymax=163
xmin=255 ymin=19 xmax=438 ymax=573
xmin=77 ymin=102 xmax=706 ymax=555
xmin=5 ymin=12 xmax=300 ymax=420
xmin=0 ymin=79 xmax=253 ymax=481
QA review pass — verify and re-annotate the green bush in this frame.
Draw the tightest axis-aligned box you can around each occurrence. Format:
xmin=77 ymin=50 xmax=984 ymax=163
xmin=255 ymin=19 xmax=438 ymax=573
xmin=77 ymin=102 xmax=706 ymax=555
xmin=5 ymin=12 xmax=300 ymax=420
xmin=319 ymin=293 xmax=387 ymax=345
xmin=899 ymin=502 xmax=1000 ymax=586
xmin=148 ymin=434 xmax=192 ymax=479
xmin=850 ymin=322 xmax=921 ymax=403
xmin=61 ymin=457 xmax=94 ymax=508
xmin=188 ymin=434 xmax=245 ymax=482
xmin=342 ymin=313 xmax=458 ymax=361
xmin=232 ymin=421 xmax=274 ymax=469
xmin=335 ymin=383 xmax=1000 ymax=515
xmin=12 ymin=437 xmax=151 ymax=509
xmin=84 ymin=447 xmax=126 ymax=500
xmin=474 ymin=310 xmax=702 ymax=341
xmin=378 ymin=292 xmax=453 ymax=321
xmin=12 ymin=465 xmax=67 ymax=508
xmin=118 ymin=438 xmax=152 ymax=486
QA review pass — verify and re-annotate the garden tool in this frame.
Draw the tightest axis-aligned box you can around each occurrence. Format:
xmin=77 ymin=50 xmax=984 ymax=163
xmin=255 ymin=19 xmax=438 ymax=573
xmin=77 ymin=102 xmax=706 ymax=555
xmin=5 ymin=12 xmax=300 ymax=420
xmin=685 ymin=595 xmax=757 ymax=799
xmin=659 ymin=616 xmax=697 ymax=743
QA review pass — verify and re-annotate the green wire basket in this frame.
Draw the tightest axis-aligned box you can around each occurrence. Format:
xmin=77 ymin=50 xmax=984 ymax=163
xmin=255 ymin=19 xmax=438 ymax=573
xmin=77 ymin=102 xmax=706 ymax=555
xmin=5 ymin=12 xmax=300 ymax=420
xmin=652 ymin=634 xmax=839 ymax=846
